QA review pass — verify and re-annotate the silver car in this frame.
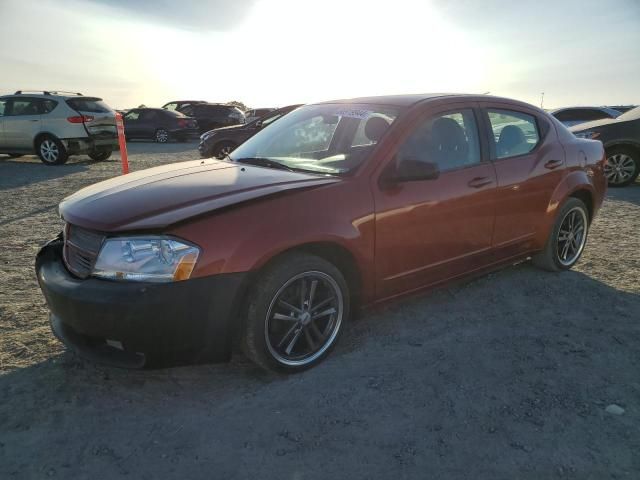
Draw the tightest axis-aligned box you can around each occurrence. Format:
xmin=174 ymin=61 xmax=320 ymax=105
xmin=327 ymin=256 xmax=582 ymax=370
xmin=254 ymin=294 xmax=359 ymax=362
xmin=0 ymin=90 xmax=118 ymax=165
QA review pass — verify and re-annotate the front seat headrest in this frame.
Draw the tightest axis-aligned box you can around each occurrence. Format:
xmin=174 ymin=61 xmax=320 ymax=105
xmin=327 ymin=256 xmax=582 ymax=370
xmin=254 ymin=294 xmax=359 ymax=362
xmin=364 ymin=116 xmax=390 ymax=143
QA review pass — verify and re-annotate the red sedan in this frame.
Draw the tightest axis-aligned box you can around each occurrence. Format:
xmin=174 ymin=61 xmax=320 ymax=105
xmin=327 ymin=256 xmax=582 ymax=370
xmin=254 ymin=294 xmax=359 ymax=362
xmin=36 ymin=94 xmax=607 ymax=372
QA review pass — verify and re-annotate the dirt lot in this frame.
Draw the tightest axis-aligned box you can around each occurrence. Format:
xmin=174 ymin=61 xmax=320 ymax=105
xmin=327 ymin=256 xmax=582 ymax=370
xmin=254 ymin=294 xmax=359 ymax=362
xmin=1 ymin=144 xmax=639 ymax=479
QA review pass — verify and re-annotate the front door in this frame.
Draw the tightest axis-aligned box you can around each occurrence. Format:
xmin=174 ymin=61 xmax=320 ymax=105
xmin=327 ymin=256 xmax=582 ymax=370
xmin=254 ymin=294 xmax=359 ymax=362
xmin=374 ymin=105 xmax=497 ymax=300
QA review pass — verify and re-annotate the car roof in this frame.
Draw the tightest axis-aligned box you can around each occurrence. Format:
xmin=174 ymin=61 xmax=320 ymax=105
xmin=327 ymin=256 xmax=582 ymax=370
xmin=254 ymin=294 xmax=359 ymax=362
xmin=1 ymin=92 xmax=90 ymax=100
xmin=551 ymin=106 xmax=619 ymax=114
xmin=315 ymin=93 xmax=526 ymax=108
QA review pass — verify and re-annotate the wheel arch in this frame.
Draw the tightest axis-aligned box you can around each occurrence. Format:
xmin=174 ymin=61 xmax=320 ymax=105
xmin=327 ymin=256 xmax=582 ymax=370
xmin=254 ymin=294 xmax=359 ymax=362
xmin=33 ymin=131 xmax=61 ymax=150
xmin=603 ymin=140 xmax=640 ymax=155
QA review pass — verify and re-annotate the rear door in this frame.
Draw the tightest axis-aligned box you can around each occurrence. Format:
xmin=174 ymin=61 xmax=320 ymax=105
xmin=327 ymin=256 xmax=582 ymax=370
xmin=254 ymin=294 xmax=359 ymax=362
xmin=138 ymin=110 xmax=160 ymax=138
xmin=2 ymin=97 xmax=43 ymax=150
xmin=479 ymin=102 xmax=566 ymax=259
xmin=65 ymin=97 xmax=116 ymax=141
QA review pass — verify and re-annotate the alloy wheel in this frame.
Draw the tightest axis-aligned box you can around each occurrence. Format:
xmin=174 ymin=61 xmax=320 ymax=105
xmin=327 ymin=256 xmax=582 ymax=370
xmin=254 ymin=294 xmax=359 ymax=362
xmin=556 ymin=207 xmax=588 ymax=266
xmin=156 ymin=129 xmax=169 ymax=143
xmin=40 ymin=139 xmax=59 ymax=163
xmin=265 ymin=271 xmax=343 ymax=366
xmin=605 ymin=153 xmax=636 ymax=185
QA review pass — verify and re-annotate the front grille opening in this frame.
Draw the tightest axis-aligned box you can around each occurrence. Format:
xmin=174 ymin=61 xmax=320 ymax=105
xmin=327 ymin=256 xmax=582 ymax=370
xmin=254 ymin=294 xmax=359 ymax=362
xmin=63 ymin=224 xmax=105 ymax=278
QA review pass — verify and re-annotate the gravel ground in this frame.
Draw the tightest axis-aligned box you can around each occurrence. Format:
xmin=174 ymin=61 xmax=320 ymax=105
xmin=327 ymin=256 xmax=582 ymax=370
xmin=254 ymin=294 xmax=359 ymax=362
xmin=1 ymin=144 xmax=639 ymax=479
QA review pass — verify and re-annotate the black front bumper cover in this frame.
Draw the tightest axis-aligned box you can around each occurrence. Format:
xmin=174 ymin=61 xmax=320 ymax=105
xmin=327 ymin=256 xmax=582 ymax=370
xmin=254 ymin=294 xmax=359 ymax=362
xmin=35 ymin=238 xmax=247 ymax=368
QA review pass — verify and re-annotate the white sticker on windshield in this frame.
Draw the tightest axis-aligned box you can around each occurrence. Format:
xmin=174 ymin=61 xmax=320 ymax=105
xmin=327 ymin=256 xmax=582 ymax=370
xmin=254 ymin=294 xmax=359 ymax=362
xmin=335 ymin=109 xmax=372 ymax=119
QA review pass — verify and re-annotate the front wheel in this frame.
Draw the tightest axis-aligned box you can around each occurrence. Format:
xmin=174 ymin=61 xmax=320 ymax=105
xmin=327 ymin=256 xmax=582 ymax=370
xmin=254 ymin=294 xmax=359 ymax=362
xmin=533 ymin=197 xmax=589 ymax=271
xmin=604 ymin=146 xmax=639 ymax=187
xmin=241 ymin=253 xmax=350 ymax=373
xmin=88 ymin=149 xmax=112 ymax=161
xmin=36 ymin=136 xmax=68 ymax=165
xmin=155 ymin=129 xmax=170 ymax=143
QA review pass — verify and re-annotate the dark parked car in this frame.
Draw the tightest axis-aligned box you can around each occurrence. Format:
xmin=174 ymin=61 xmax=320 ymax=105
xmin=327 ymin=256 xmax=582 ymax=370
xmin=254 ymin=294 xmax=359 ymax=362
xmin=551 ymin=106 xmax=621 ymax=127
xmin=191 ymin=103 xmax=245 ymax=134
xmin=571 ymin=106 xmax=640 ymax=187
xmin=199 ymin=104 xmax=302 ymax=158
xmin=161 ymin=100 xmax=206 ymax=117
xmin=36 ymin=94 xmax=606 ymax=373
xmin=123 ymin=108 xmax=198 ymax=143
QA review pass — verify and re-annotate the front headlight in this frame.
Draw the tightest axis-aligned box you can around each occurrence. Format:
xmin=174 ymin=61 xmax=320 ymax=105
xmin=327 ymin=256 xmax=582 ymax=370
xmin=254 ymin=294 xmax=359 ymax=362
xmin=574 ymin=130 xmax=601 ymax=140
xmin=92 ymin=236 xmax=200 ymax=283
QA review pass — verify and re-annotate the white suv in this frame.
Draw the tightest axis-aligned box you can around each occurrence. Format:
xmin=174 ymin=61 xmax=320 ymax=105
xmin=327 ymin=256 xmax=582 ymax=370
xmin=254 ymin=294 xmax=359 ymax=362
xmin=0 ymin=91 xmax=118 ymax=165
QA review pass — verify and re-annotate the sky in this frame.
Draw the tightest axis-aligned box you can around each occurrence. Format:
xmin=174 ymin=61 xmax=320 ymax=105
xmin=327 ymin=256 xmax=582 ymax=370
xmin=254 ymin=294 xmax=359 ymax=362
xmin=0 ymin=0 xmax=638 ymax=110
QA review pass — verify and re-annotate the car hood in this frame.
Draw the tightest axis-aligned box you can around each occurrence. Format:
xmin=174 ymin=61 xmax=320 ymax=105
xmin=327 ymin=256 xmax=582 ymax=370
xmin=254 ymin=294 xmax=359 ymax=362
xmin=569 ymin=116 xmax=619 ymax=132
xmin=60 ymin=159 xmax=339 ymax=232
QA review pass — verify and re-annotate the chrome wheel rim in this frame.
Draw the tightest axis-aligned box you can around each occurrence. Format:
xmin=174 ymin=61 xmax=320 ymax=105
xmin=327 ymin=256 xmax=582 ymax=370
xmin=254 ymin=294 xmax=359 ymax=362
xmin=156 ymin=130 xmax=169 ymax=143
xmin=216 ymin=145 xmax=234 ymax=159
xmin=605 ymin=153 xmax=636 ymax=185
xmin=556 ymin=207 xmax=588 ymax=266
xmin=40 ymin=139 xmax=59 ymax=163
xmin=265 ymin=271 xmax=343 ymax=366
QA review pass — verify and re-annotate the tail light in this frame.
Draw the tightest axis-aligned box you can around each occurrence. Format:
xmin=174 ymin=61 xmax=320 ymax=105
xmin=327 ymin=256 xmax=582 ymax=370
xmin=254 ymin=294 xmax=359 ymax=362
xmin=67 ymin=115 xmax=94 ymax=124
xmin=178 ymin=119 xmax=188 ymax=128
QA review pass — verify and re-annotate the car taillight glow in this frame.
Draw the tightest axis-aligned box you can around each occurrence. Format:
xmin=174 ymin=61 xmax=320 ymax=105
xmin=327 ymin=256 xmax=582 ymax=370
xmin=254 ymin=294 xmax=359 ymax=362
xmin=67 ymin=115 xmax=95 ymax=123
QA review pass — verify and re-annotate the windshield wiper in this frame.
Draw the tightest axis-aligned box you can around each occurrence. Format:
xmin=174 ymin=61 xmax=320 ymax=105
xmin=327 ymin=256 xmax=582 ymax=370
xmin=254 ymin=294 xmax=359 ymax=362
xmin=234 ymin=157 xmax=296 ymax=172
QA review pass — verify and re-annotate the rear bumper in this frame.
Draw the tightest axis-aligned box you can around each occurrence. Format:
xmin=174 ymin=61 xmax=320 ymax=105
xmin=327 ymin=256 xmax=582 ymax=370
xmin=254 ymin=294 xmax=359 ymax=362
xmin=35 ymin=238 xmax=247 ymax=368
xmin=62 ymin=136 xmax=119 ymax=154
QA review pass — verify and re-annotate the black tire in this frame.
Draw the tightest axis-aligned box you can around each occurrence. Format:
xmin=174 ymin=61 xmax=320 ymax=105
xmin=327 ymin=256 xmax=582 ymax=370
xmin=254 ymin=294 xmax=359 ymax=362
xmin=88 ymin=149 xmax=112 ymax=161
xmin=36 ymin=135 xmax=68 ymax=165
xmin=533 ymin=197 xmax=589 ymax=272
xmin=604 ymin=146 xmax=639 ymax=187
xmin=212 ymin=141 xmax=237 ymax=159
xmin=155 ymin=129 xmax=170 ymax=143
xmin=241 ymin=253 xmax=350 ymax=373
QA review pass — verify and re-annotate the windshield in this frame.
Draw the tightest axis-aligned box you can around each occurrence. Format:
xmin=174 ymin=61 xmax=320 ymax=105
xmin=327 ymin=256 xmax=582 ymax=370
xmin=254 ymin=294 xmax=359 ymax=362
xmin=230 ymin=103 xmax=400 ymax=175
xmin=618 ymin=106 xmax=640 ymax=121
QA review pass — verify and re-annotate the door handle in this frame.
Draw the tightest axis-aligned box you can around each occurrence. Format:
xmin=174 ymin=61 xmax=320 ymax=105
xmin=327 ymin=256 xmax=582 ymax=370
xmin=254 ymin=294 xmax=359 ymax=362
xmin=544 ymin=159 xmax=563 ymax=169
xmin=467 ymin=177 xmax=493 ymax=188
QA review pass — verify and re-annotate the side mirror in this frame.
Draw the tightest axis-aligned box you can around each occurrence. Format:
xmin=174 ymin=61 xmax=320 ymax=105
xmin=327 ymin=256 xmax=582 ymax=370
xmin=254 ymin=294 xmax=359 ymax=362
xmin=387 ymin=157 xmax=440 ymax=183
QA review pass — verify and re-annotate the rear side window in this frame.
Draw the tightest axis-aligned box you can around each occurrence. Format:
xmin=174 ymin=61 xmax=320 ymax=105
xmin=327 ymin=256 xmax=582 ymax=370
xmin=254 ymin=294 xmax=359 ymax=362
xmin=66 ymin=98 xmax=111 ymax=113
xmin=487 ymin=109 xmax=540 ymax=159
xmin=41 ymin=99 xmax=58 ymax=114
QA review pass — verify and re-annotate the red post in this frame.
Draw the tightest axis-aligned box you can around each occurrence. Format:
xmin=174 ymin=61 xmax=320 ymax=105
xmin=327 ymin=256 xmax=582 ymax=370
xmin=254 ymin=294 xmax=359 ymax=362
xmin=115 ymin=112 xmax=129 ymax=174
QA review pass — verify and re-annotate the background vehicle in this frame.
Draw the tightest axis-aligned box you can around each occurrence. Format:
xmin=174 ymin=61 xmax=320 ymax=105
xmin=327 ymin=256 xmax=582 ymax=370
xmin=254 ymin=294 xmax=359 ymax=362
xmin=245 ymin=108 xmax=275 ymax=123
xmin=199 ymin=104 xmax=302 ymax=158
xmin=161 ymin=100 xmax=206 ymax=117
xmin=0 ymin=90 xmax=117 ymax=165
xmin=571 ymin=106 xmax=640 ymax=187
xmin=123 ymin=108 xmax=198 ymax=143
xmin=191 ymin=103 xmax=245 ymax=134
xmin=551 ymin=106 xmax=621 ymax=127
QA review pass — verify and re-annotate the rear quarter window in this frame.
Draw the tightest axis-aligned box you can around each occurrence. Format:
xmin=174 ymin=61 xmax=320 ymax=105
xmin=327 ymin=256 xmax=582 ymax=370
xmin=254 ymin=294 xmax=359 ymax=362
xmin=66 ymin=98 xmax=111 ymax=113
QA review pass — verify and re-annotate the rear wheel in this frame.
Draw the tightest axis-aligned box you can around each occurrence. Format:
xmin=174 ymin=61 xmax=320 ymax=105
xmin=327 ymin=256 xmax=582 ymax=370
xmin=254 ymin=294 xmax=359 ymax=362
xmin=533 ymin=197 xmax=589 ymax=271
xmin=604 ymin=146 xmax=639 ymax=187
xmin=155 ymin=129 xmax=170 ymax=143
xmin=36 ymin=135 xmax=68 ymax=165
xmin=241 ymin=253 xmax=349 ymax=373
xmin=88 ymin=149 xmax=112 ymax=161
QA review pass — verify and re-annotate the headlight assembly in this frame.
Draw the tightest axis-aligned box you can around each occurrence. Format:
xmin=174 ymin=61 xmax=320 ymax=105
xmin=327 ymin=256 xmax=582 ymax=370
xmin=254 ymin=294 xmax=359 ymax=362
xmin=92 ymin=236 xmax=200 ymax=283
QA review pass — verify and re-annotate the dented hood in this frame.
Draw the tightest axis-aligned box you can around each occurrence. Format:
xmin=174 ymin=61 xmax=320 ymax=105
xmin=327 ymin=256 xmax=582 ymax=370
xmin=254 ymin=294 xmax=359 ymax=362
xmin=60 ymin=159 xmax=339 ymax=231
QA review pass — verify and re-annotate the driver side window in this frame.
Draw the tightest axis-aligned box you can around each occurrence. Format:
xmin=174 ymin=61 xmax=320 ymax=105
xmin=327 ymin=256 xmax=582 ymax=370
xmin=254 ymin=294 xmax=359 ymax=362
xmin=397 ymin=109 xmax=481 ymax=175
